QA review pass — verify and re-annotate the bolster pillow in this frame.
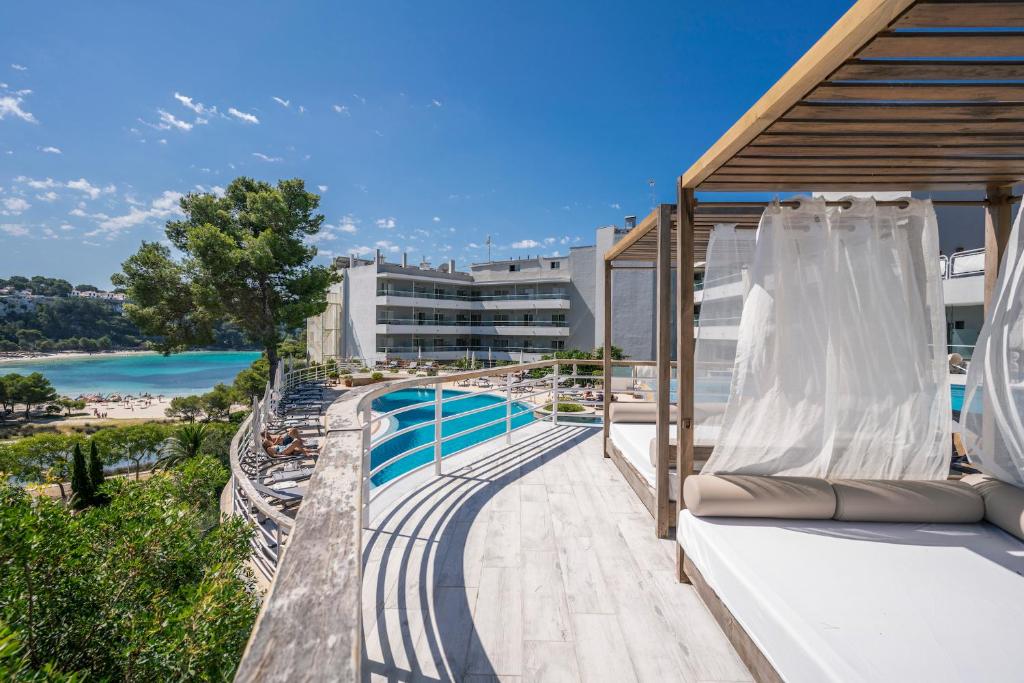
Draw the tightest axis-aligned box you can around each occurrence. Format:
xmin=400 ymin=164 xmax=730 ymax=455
xmin=683 ymin=474 xmax=837 ymax=519
xmin=609 ymin=402 xmax=677 ymax=424
xmin=831 ymin=480 xmax=984 ymax=523
xmin=962 ymin=474 xmax=1024 ymax=541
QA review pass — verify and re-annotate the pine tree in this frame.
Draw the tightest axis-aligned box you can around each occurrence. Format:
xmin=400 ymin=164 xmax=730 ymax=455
xmin=88 ymin=440 xmax=106 ymax=504
xmin=70 ymin=442 xmax=93 ymax=509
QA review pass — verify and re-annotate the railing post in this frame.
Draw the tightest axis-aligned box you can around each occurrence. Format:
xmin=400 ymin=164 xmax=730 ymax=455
xmin=434 ymin=383 xmax=443 ymax=475
xmin=552 ymin=362 xmax=559 ymax=426
xmin=505 ymin=371 xmax=513 ymax=444
xmin=361 ymin=403 xmax=372 ymax=528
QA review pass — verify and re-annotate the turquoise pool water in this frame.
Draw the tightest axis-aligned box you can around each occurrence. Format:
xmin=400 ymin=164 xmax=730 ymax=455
xmin=0 ymin=350 xmax=261 ymax=397
xmin=370 ymin=388 xmax=535 ymax=486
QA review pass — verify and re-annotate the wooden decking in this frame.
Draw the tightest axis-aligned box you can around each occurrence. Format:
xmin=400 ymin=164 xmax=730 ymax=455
xmin=362 ymin=423 xmax=751 ymax=682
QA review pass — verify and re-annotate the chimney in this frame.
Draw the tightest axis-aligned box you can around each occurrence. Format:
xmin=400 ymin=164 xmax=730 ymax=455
xmin=625 ymin=215 xmax=637 ymax=229
xmin=402 ymin=252 xmax=408 ymax=268
xmin=349 ymin=252 xmax=356 ymax=267
xmin=448 ymin=258 xmax=455 ymax=273
xmin=375 ymin=248 xmax=382 ymax=264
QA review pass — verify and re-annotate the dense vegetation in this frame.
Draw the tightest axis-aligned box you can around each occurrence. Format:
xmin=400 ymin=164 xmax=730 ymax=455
xmin=0 ymin=277 xmax=253 ymax=352
xmin=0 ymin=456 xmax=259 ymax=680
xmin=113 ymin=177 xmax=336 ymax=371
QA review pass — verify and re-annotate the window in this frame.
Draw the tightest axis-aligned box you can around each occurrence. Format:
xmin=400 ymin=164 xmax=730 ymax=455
xmin=523 ymin=313 xmax=534 ymax=324
xmin=509 ymin=264 xmax=519 ymax=272
xmin=415 ymin=312 xmax=427 ymax=325
xmin=434 ymin=313 xmax=444 ymax=324
xmin=552 ymin=340 xmax=565 ymax=350
xmin=954 ymin=320 xmax=965 ymax=330
xmin=494 ymin=313 xmax=509 ymax=323
xmin=550 ymin=261 xmax=561 ymax=270
xmin=433 ymin=338 xmax=445 ymax=349
xmin=470 ymin=314 xmax=482 ymax=324
xmin=495 ymin=339 xmax=509 ymax=349
xmin=493 ymin=289 xmax=509 ymax=297
xmin=551 ymin=313 xmax=565 ymax=325
xmin=523 ymin=339 xmax=533 ymax=349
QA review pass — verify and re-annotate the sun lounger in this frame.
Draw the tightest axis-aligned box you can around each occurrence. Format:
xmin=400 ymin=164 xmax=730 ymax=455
xmin=251 ymin=480 xmax=304 ymax=509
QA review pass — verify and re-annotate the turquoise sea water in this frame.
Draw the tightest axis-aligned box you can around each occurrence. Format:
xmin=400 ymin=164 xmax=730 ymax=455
xmin=0 ymin=350 xmax=261 ymax=397
xmin=370 ymin=388 xmax=535 ymax=486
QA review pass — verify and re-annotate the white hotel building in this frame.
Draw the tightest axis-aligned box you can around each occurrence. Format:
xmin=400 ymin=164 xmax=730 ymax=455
xmin=307 ymin=222 xmax=669 ymax=364
xmin=307 ymin=208 xmax=987 ymax=366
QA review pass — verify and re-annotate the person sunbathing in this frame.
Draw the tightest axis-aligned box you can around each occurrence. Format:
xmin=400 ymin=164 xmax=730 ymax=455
xmin=263 ymin=428 xmax=316 ymax=457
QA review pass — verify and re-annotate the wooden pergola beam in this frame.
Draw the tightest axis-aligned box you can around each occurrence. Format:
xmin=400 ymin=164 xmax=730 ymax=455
xmin=679 ymin=0 xmax=916 ymax=189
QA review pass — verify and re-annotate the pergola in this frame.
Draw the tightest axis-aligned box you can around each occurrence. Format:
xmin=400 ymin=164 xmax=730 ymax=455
xmin=603 ymin=0 xmax=1024 ymax=541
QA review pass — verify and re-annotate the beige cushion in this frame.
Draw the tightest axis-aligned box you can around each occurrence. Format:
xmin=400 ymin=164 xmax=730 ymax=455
xmin=962 ymin=474 xmax=1024 ymax=542
xmin=609 ymin=402 xmax=677 ymax=424
xmin=831 ymin=480 xmax=984 ymax=523
xmin=683 ymin=474 xmax=837 ymax=519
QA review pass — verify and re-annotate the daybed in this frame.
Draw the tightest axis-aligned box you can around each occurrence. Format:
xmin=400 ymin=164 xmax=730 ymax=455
xmin=677 ymin=473 xmax=1024 ymax=683
xmin=605 ymin=401 xmax=716 ymax=510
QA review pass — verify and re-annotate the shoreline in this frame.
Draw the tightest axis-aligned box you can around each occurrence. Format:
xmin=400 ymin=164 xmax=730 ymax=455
xmin=0 ymin=348 xmax=261 ymax=366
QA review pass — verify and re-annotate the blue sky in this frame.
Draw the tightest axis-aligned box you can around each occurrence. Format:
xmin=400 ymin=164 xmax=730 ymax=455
xmin=0 ymin=0 xmax=852 ymax=287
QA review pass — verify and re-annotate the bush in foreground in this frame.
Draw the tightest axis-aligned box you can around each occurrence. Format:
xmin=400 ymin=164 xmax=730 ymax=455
xmin=0 ymin=456 xmax=259 ymax=681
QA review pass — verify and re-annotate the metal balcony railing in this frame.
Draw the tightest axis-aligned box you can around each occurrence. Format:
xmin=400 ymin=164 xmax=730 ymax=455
xmin=376 ymin=288 xmax=569 ymax=302
xmin=376 ymin=318 xmax=568 ymax=327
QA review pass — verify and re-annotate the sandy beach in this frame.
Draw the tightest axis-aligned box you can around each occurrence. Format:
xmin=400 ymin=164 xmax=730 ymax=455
xmin=66 ymin=395 xmax=174 ymax=421
xmin=0 ymin=349 xmax=155 ymax=365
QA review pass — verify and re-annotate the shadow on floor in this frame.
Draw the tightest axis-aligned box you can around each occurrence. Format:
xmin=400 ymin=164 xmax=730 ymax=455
xmin=361 ymin=425 xmax=593 ymax=682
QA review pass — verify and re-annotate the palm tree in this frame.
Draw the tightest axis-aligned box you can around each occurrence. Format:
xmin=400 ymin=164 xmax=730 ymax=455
xmin=156 ymin=422 xmax=210 ymax=469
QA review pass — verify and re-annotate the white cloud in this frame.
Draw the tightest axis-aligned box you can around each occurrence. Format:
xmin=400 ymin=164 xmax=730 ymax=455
xmin=339 ymin=215 xmax=358 ymax=234
xmin=1 ymin=224 xmax=28 ymax=236
xmin=211 ymin=185 xmax=225 ymax=197
xmin=91 ymin=190 xmax=183 ymax=237
xmin=40 ymin=146 xmax=61 ymax=154
xmin=511 ymin=239 xmax=539 ymax=249
xmin=610 ymin=202 xmax=621 ymax=210
xmin=272 ymin=96 xmax=290 ymax=108
xmin=2 ymin=197 xmax=30 ymax=214
xmin=332 ymin=104 xmax=350 ymax=115
xmin=352 ymin=93 xmax=366 ymax=104
xmin=15 ymin=176 xmax=58 ymax=190
xmin=157 ymin=109 xmax=193 ymax=131
xmin=298 ymin=105 xmax=306 ymax=113
xmin=375 ymin=217 xmax=396 ymax=229
xmin=376 ymin=240 xmax=399 ymax=253
xmin=317 ymin=184 xmax=328 ymax=192
xmin=560 ymin=236 xmax=571 ymax=245
xmin=228 ymin=107 xmax=259 ymax=124
xmin=0 ymin=95 xmax=37 ymax=123
xmin=432 ymin=216 xmax=441 ymax=222
xmin=252 ymin=152 xmax=282 ymax=162
xmin=10 ymin=64 xmax=27 ymax=71
xmin=60 ymin=224 xmax=74 ymax=231
xmin=67 ymin=178 xmax=114 ymax=200
xmin=430 ymin=99 xmax=442 ymax=107
xmin=543 ymin=237 xmax=556 ymax=245
xmin=172 ymin=92 xmax=215 ymax=116
xmin=158 ymin=138 xmax=167 ymax=145
xmin=36 ymin=191 xmax=58 ymax=202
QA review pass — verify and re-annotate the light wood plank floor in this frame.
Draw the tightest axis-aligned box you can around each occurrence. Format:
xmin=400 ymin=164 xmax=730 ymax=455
xmin=362 ymin=424 xmax=751 ymax=683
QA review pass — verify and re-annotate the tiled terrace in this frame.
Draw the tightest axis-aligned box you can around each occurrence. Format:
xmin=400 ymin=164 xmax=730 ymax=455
xmin=362 ymin=423 xmax=751 ymax=682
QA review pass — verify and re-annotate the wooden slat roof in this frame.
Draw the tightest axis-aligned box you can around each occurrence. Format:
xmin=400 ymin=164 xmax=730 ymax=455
xmin=604 ymin=205 xmax=763 ymax=262
xmin=680 ymin=0 xmax=1024 ymax=191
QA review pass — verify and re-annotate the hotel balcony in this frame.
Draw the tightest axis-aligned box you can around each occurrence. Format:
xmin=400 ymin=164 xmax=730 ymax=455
xmin=375 ymin=318 xmax=570 ymax=337
xmin=376 ymin=289 xmax=571 ymax=311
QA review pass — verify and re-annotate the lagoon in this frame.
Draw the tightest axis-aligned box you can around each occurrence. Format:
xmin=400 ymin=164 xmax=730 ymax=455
xmin=0 ymin=350 xmax=262 ymax=397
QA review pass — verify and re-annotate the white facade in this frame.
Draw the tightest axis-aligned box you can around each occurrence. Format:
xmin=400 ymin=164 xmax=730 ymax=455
xmin=307 ymin=226 xmax=661 ymax=364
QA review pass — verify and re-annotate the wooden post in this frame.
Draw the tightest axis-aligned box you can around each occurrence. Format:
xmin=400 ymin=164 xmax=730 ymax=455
xmin=984 ymin=185 xmax=1014 ymax=314
xmin=655 ymin=203 xmax=673 ymax=539
xmin=676 ymin=183 xmax=696 ymax=583
xmin=602 ymin=260 xmax=613 ymax=453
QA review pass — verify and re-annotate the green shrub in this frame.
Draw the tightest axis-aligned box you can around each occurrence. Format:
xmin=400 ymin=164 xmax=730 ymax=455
xmin=370 ymin=372 xmax=384 ymax=382
xmin=543 ymin=401 xmax=585 ymax=413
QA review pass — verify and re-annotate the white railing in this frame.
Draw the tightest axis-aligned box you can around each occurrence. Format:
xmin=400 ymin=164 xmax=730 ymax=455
xmin=357 ymin=359 xmax=605 ymax=521
xmin=228 ymin=360 xmax=331 ymax=580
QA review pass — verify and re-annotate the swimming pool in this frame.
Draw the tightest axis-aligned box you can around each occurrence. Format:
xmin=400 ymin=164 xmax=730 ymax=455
xmin=370 ymin=388 xmax=535 ymax=486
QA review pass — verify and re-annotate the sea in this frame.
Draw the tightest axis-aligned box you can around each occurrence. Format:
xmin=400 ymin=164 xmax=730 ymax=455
xmin=0 ymin=350 xmax=262 ymax=397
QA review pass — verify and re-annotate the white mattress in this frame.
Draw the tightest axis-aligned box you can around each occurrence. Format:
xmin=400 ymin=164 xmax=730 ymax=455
xmin=609 ymin=423 xmax=679 ymax=500
xmin=677 ymin=511 xmax=1024 ymax=683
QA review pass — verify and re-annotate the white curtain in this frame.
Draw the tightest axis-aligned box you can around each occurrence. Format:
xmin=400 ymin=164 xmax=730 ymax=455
xmin=694 ymin=225 xmax=756 ymax=443
xmin=705 ymin=197 xmax=950 ymax=479
xmin=959 ymin=205 xmax=1024 ymax=487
